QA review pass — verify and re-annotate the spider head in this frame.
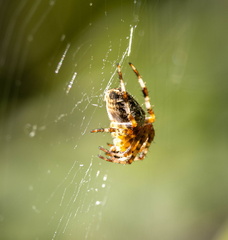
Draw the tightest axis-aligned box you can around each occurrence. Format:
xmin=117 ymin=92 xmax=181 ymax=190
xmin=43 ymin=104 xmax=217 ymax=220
xmin=104 ymin=88 xmax=146 ymax=125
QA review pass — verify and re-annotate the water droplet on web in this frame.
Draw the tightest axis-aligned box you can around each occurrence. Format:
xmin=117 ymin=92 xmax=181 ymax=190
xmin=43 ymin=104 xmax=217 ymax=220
xmin=95 ymin=201 xmax=101 ymax=206
xmin=103 ymin=174 xmax=108 ymax=181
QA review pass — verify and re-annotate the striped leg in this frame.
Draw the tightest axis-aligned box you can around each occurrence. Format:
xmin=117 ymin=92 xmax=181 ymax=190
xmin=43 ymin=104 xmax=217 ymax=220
xmin=134 ymin=124 xmax=155 ymax=161
xmin=98 ymin=155 xmax=131 ymax=164
xmin=125 ymin=132 xmax=149 ymax=163
xmin=90 ymin=128 xmax=116 ymax=133
xmin=129 ymin=62 xmax=155 ymax=123
xmin=99 ymin=146 xmax=131 ymax=158
xmin=134 ymin=138 xmax=151 ymax=161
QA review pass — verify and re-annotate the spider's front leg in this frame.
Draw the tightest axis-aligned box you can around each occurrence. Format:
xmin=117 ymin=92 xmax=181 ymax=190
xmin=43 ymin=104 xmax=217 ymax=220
xmin=90 ymin=128 xmax=116 ymax=133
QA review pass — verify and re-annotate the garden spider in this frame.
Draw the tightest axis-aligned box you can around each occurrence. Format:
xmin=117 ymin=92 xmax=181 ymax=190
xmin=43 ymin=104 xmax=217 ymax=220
xmin=91 ymin=62 xmax=155 ymax=164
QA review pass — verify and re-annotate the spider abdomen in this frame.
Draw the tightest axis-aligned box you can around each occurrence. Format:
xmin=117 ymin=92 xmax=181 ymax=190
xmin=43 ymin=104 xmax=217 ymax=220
xmin=105 ymin=88 xmax=146 ymax=126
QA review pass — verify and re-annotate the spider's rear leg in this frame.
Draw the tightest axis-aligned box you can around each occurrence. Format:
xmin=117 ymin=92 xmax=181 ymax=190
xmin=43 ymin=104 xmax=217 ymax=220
xmin=132 ymin=127 xmax=154 ymax=162
xmin=98 ymin=155 xmax=132 ymax=165
xmin=98 ymin=146 xmax=113 ymax=156
xmin=134 ymin=141 xmax=149 ymax=161
xmin=136 ymin=134 xmax=154 ymax=160
xmin=123 ymin=131 xmax=150 ymax=163
xmin=99 ymin=145 xmax=131 ymax=158
xmin=107 ymin=137 xmax=139 ymax=163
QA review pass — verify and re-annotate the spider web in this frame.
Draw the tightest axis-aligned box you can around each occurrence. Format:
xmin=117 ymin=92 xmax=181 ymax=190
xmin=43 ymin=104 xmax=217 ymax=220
xmin=2 ymin=1 xmax=228 ymax=240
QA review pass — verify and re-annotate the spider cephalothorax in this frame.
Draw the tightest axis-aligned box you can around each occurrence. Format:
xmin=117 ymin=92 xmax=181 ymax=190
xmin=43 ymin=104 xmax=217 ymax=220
xmin=91 ymin=62 xmax=155 ymax=164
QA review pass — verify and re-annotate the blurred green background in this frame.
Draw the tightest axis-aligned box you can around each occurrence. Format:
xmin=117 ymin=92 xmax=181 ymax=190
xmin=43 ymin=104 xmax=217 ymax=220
xmin=1 ymin=0 xmax=228 ymax=239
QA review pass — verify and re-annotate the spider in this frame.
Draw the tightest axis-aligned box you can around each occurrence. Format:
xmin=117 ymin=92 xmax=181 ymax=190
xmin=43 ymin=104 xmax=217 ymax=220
xmin=91 ymin=62 xmax=155 ymax=164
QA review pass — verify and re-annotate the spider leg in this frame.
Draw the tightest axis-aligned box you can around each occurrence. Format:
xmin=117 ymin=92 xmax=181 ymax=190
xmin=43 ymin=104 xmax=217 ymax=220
xmin=99 ymin=145 xmax=131 ymax=158
xmin=98 ymin=131 xmax=150 ymax=164
xmin=98 ymin=139 xmax=134 ymax=164
xmin=101 ymin=134 xmax=144 ymax=164
xmin=99 ymin=146 xmax=113 ymax=156
xmin=98 ymin=154 xmax=131 ymax=165
xmin=124 ymin=128 xmax=152 ymax=163
xmin=134 ymin=126 xmax=155 ymax=161
xmin=125 ymin=138 xmax=145 ymax=164
xmin=101 ymin=137 xmax=142 ymax=164
xmin=129 ymin=62 xmax=155 ymax=123
xmin=90 ymin=127 xmax=117 ymax=133
xmin=134 ymin=139 xmax=149 ymax=161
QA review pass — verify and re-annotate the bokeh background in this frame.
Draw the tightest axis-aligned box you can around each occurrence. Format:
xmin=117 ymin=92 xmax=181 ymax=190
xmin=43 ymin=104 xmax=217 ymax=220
xmin=1 ymin=0 xmax=228 ymax=239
